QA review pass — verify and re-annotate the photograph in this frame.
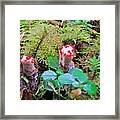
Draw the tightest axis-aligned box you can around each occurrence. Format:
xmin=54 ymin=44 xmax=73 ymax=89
xmin=20 ymin=20 xmax=100 ymax=100
xmin=1 ymin=0 xmax=118 ymax=118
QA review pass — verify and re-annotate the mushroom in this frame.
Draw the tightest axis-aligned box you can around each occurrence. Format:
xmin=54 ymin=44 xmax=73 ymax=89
xmin=20 ymin=56 xmax=38 ymax=77
xmin=59 ymin=44 xmax=75 ymax=72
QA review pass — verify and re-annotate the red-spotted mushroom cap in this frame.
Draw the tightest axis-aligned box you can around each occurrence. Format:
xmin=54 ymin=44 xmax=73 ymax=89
xmin=20 ymin=56 xmax=35 ymax=64
xmin=59 ymin=44 xmax=75 ymax=58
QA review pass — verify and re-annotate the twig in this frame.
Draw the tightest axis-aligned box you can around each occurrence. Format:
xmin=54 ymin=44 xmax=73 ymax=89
xmin=33 ymin=31 xmax=48 ymax=58
xmin=48 ymin=81 xmax=66 ymax=100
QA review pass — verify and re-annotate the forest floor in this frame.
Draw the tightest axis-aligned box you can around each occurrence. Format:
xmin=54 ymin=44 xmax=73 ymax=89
xmin=20 ymin=20 xmax=100 ymax=100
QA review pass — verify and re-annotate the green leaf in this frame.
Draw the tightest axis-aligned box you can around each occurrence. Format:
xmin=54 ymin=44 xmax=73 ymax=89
xmin=41 ymin=70 xmax=58 ymax=91
xmin=58 ymin=73 xmax=76 ymax=86
xmin=85 ymin=56 xmax=100 ymax=72
xmin=41 ymin=70 xmax=57 ymax=81
xmin=47 ymin=56 xmax=59 ymax=70
xmin=72 ymin=81 xmax=80 ymax=87
xmin=77 ymin=73 xmax=88 ymax=83
xmin=83 ymin=80 xmax=97 ymax=95
xmin=69 ymin=68 xmax=88 ymax=83
xmin=69 ymin=68 xmax=83 ymax=74
xmin=50 ymin=79 xmax=61 ymax=88
xmin=43 ymin=80 xmax=53 ymax=91
xmin=56 ymin=69 xmax=64 ymax=75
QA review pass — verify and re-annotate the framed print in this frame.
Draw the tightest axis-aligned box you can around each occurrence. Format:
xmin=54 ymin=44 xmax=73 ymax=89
xmin=0 ymin=0 xmax=119 ymax=119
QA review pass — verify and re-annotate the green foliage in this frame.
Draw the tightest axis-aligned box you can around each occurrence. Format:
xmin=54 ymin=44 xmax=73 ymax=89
xmin=58 ymin=73 xmax=76 ymax=86
xmin=86 ymin=56 xmax=100 ymax=72
xmin=85 ymin=55 xmax=100 ymax=79
xmin=72 ymin=81 xmax=80 ymax=87
xmin=60 ymin=21 xmax=100 ymax=55
xmin=35 ymin=80 xmax=45 ymax=97
xmin=41 ymin=57 xmax=97 ymax=96
xmin=20 ymin=20 xmax=62 ymax=63
xmin=20 ymin=23 xmax=47 ymax=56
xmin=60 ymin=26 xmax=83 ymax=43
xmin=41 ymin=70 xmax=57 ymax=91
xmin=67 ymin=20 xmax=92 ymax=27
xmin=20 ymin=20 xmax=29 ymax=33
xmin=81 ymin=34 xmax=100 ymax=55
xmin=41 ymin=70 xmax=57 ymax=81
xmin=36 ymin=28 xmax=61 ymax=63
xmin=50 ymin=79 xmax=61 ymax=88
xmin=43 ymin=80 xmax=53 ymax=91
xmin=47 ymin=56 xmax=59 ymax=70
xmin=69 ymin=68 xmax=88 ymax=83
xmin=20 ymin=20 xmax=100 ymax=100
xmin=56 ymin=69 xmax=64 ymax=75
xmin=83 ymin=80 xmax=97 ymax=95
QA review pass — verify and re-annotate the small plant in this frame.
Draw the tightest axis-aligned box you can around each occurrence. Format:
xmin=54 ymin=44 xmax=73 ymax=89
xmin=41 ymin=56 xmax=97 ymax=99
xmin=87 ymin=56 xmax=100 ymax=71
xmin=85 ymin=55 xmax=100 ymax=78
